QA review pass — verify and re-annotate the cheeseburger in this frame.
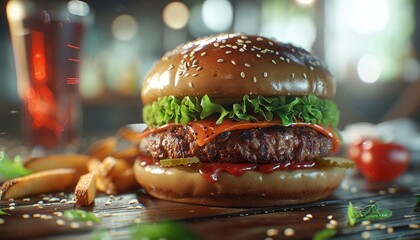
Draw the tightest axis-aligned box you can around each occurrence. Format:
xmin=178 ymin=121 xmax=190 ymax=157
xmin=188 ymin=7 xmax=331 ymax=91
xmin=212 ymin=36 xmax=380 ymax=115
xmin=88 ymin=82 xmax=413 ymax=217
xmin=133 ymin=33 xmax=352 ymax=207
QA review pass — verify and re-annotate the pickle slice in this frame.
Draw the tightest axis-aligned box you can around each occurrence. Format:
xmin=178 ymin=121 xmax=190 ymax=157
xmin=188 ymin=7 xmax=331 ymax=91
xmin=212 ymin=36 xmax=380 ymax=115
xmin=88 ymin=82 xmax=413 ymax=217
xmin=315 ymin=157 xmax=354 ymax=168
xmin=160 ymin=157 xmax=200 ymax=167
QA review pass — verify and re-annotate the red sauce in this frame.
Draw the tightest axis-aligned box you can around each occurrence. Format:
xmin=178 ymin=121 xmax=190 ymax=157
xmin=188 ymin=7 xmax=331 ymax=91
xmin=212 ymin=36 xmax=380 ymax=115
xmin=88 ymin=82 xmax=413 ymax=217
xmin=139 ymin=156 xmax=317 ymax=183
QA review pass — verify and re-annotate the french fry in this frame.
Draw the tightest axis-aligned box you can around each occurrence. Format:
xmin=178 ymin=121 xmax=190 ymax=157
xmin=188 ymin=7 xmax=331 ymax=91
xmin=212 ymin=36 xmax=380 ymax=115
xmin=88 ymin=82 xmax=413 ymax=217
xmin=95 ymin=175 xmax=116 ymax=195
xmin=102 ymin=157 xmax=131 ymax=179
xmin=75 ymin=173 xmax=96 ymax=206
xmin=0 ymin=168 xmax=78 ymax=200
xmin=113 ymin=168 xmax=137 ymax=192
xmin=25 ymin=154 xmax=90 ymax=175
xmin=86 ymin=137 xmax=117 ymax=160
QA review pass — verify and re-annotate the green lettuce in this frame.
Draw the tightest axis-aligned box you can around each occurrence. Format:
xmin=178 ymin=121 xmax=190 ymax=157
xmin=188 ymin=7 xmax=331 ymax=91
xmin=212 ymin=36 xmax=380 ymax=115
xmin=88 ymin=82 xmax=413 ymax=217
xmin=143 ymin=94 xmax=339 ymax=128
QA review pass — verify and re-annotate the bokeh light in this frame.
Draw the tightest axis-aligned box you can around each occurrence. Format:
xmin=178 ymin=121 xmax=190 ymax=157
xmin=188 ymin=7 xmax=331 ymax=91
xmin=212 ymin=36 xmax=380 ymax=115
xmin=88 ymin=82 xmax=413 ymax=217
xmin=67 ymin=0 xmax=90 ymax=17
xmin=163 ymin=2 xmax=190 ymax=29
xmin=350 ymin=0 xmax=389 ymax=34
xmin=357 ymin=55 xmax=382 ymax=83
xmin=202 ymin=0 xmax=233 ymax=32
xmin=111 ymin=14 xmax=138 ymax=41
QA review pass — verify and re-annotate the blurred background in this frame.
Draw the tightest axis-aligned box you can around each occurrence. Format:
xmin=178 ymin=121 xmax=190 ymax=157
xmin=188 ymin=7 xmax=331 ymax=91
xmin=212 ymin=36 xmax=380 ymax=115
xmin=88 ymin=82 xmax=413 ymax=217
xmin=0 ymin=0 xmax=419 ymax=136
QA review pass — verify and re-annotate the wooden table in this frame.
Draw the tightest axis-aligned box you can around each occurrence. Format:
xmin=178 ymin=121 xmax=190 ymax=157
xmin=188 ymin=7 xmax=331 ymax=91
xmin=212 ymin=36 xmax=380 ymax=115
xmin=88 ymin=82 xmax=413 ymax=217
xmin=1 ymin=161 xmax=419 ymax=239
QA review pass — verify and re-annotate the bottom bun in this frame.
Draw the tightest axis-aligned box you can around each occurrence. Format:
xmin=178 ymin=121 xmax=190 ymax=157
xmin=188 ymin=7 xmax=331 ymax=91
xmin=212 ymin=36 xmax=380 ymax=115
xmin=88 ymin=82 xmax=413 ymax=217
xmin=133 ymin=160 xmax=346 ymax=207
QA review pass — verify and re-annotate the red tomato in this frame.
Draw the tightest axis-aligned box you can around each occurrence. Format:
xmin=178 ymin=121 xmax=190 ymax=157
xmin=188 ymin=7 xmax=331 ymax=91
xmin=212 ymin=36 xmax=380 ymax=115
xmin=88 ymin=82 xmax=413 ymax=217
xmin=347 ymin=138 xmax=410 ymax=182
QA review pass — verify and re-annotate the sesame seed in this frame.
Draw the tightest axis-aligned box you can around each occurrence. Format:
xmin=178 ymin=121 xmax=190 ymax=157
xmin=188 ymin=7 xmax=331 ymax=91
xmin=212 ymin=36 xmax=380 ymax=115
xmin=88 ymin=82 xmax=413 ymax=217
xmin=9 ymin=203 xmax=15 ymax=207
xmin=70 ymin=222 xmax=80 ymax=229
xmin=213 ymin=43 xmax=219 ymax=47
xmin=192 ymin=73 xmax=198 ymax=77
xmin=54 ymin=212 xmax=63 ymax=217
xmin=271 ymin=60 xmax=276 ymax=65
xmin=266 ymin=228 xmax=279 ymax=237
xmin=33 ymin=213 xmax=41 ymax=218
xmin=196 ymin=66 xmax=203 ymax=71
xmin=240 ymin=72 xmax=246 ymax=78
xmin=60 ymin=199 xmax=67 ymax=204
xmin=362 ymin=221 xmax=371 ymax=226
xmin=192 ymin=59 xmax=198 ymax=66
xmin=409 ymin=223 xmax=420 ymax=229
xmin=237 ymin=39 xmax=244 ymax=43
xmin=226 ymin=44 xmax=232 ymax=47
xmin=217 ymin=59 xmax=224 ymax=63
xmin=326 ymin=223 xmax=336 ymax=229
xmin=309 ymin=66 xmax=314 ymax=70
xmin=9 ymin=206 xmax=15 ymax=210
xmin=245 ymin=40 xmax=252 ymax=44
xmin=275 ymin=51 xmax=279 ymax=55
xmin=291 ymin=73 xmax=295 ymax=79
xmin=183 ymin=54 xmax=188 ymax=59
xmin=135 ymin=205 xmax=143 ymax=209
xmin=328 ymin=215 xmax=333 ymax=220
xmin=361 ymin=231 xmax=370 ymax=239
xmin=232 ymin=45 xmax=238 ymax=49
xmin=231 ymin=60 xmax=236 ymax=65
xmin=181 ymin=49 xmax=188 ymax=55
xmin=303 ymin=217 xmax=310 ymax=221
xmin=306 ymin=214 xmax=313 ymax=219
xmin=241 ymin=35 xmax=248 ymax=40
xmin=286 ymin=58 xmax=290 ymax=63
xmin=22 ymin=198 xmax=30 ymax=202
xmin=284 ymin=228 xmax=295 ymax=237
xmin=22 ymin=214 xmax=30 ymax=219
xmin=239 ymin=48 xmax=245 ymax=52
xmin=168 ymin=64 xmax=174 ymax=70
xmin=388 ymin=187 xmax=397 ymax=194
xmin=329 ymin=220 xmax=338 ymax=226
xmin=201 ymin=52 xmax=207 ymax=57
xmin=256 ymin=54 xmax=261 ymax=58
xmin=279 ymin=56 xmax=285 ymax=61
xmin=387 ymin=227 xmax=394 ymax=233
xmin=225 ymin=51 xmax=232 ymax=54
xmin=244 ymin=63 xmax=251 ymax=67
xmin=256 ymin=37 xmax=263 ymax=41
xmin=253 ymin=76 xmax=257 ymax=83
xmin=184 ymin=72 xmax=190 ymax=77
xmin=268 ymin=41 xmax=274 ymax=46
xmin=105 ymin=201 xmax=112 ymax=205
xmin=220 ymin=45 xmax=226 ymax=48
xmin=263 ymin=72 xmax=268 ymax=78
xmin=303 ymin=73 xmax=307 ymax=79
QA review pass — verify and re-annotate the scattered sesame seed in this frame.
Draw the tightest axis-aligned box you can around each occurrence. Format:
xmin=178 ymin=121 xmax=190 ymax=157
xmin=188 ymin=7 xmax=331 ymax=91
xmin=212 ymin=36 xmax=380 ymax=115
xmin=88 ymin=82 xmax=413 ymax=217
xmin=67 ymin=200 xmax=76 ymax=204
xmin=303 ymin=73 xmax=307 ymax=79
xmin=183 ymin=54 xmax=188 ymax=59
xmin=225 ymin=51 xmax=232 ymax=54
xmin=256 ymin=37 xmax=263 ymax=41
xmin=245 ymin=40 xmax=252 ymax=44
xmin=266 ymin=228 xmax=279 ymax=237
xmin=22 ymin=198 xmax=30 ymax=202
xmin=189 ymin=82 xmax=195 ymax=88
xmin=303 ymin=217 xmax=310 ymax=221
xmin=291 ymin=73 xmax=295 ymax=79
xmin=220 ymin=45 xmax=226 ymax=48
xmin=9 ymin=206 xmax=15 ymax=211
xmin=239 ymin=48 xmax=245 ymax=52
xmin=196 ymin=66 xmax=203 ymax=71
xmin=326 ymin=223 xmax=336 ymax=229
xmin=192 ymin=59 xmax=198 ymax=66
xmin=237 ymin=39 xmax=244 ymax=43
xmin=362 ymin=221 xmax=371 ymax=226
xmin=252 ymin=76 xmax=257 ymax=83
xmin=54 ymin=212 xmax=63 ymax=217
xmin=286 ymin=58 xmax=290 ymax=63
xmin=192 ymin=73 xmax=198 ymax=77
xmin=232 ymin=45 xmax=238 ymax=49
xmin=263 ymin=72 xmax=268 ymax=78
xmin=275 ymin=51 xmax=279 ymax=55
xmin=226 ymin=44 xmax=232 ymax=48
xmin=387 ymin=227 xmax=394 ymax=233
xmin=240 ymin=72 xmax=246 ymax=78
xmin=201 ymin=52 xmax=207 ymax=57
xmin=244 ymin=63 xmax=251 ymax=67
xmin=284 ymin=228 xmax=295 ymax=237
xmin=306 ymin=214 xmax=313 ymax=219
xmin=60 ymin=199 xmax=67 ymax=204
xmin=361 ymin=231 xmax=371 ymax=239
xmin=184 ymin=72 xmax=190 ymax=77
xmin=409 ymin=223 xmax=420 ymax=229
xmin=33 ymin=213 xmax=41 ymax=218
xmin=327 ymin=215 xmax=333 ymax=220
xmin=217 ymin=59 xmax=224 ymax=63
xmin=241 ymin=35 xmax=248 ymax=40
xmin=105 ymin=201 xmax=112 ymax=205
xmin=329 ymin=220 xmax=338 ymax=226
xmin=70 ymin=222 xmax=80 ymax=229
xmin=279 ymin=56 xmax=285 ymax=61
xmin=268 ymin=41 xmax=274 ymax=46
xmin=256 ymin=54 xmax=261 ymax=58
xmin=309 ymin=66 xmax=314 ymax=71
xmin=271 ymin=60 xmax=277 ymax=64
xmin=231 ymin=60 xmax=236 ymax=65
xmin=388 ymin=187 xmax=397 ymax=194
xmin=22 ymin=214 xmax=30 ymax=219
xmin=135 ymin=205 xmax=143 ymax=209
xmin=0 ymin=219 xmax=5 ymax=224
xmin=213 ymin=43 xmax=219 ymax=47
xmin=181 ymin=49 xmax=188 ymax=55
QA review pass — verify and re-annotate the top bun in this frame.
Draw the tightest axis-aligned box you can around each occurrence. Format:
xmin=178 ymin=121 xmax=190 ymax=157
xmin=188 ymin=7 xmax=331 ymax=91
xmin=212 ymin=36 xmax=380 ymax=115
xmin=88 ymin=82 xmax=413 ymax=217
xmin=141 ymin=33 xmax=335 ymax=105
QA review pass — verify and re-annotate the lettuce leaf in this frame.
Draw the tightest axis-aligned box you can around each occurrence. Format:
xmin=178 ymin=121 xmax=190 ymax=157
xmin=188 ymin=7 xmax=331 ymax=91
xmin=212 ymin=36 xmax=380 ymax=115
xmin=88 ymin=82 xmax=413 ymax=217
xmin=143 ymin=94 xmax=339 ymax=128
xmin=0 ymin=151 xmax=31 ymax=179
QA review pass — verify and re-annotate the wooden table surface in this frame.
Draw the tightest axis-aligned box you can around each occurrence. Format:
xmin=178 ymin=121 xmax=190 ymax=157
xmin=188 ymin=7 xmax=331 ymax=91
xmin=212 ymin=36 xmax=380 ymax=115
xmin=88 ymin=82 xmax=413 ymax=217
xmin=0 ymin=161 xmax=419 ymax=239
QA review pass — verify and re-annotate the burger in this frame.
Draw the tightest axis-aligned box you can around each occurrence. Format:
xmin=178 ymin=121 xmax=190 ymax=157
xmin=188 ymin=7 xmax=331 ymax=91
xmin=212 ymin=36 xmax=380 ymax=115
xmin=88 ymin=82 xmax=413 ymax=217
xmin=132 ymin=33 xmax=352 ymax=207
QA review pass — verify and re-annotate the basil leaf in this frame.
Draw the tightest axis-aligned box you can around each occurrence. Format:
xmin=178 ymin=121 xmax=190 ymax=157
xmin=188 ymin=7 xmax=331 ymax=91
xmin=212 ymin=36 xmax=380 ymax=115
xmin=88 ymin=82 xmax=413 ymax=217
xmin=0 ymin=209 xmax=9 ymax=216
xmin=131 ymin=221 xmax=200 ymax=240
xmin=312 ymin=228 xmax=336 ymax=240
xmin=143 ymin=94 xmax=339 ymax=128
xmin=64 ymin=209 xmax=101 ymax=223
xmin=347 ymin=202 xmax=392 ymax=226
xmin=0 ymin=151 xmax=31 ymax=179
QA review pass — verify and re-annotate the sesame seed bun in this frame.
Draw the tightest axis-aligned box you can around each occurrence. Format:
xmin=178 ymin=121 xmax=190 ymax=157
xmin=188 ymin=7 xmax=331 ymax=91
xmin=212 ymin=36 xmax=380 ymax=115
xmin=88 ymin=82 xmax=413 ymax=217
xmin=133 ymin=160 xmax=346 ymax=207
xmin=141 ymin=33 xmax=335 ymax=105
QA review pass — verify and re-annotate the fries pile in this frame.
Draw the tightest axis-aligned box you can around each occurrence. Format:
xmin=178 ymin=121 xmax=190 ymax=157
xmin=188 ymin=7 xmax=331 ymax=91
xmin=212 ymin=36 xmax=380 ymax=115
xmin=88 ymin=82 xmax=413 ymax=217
xmin=0 ymin=137 xmax=139 ymax=206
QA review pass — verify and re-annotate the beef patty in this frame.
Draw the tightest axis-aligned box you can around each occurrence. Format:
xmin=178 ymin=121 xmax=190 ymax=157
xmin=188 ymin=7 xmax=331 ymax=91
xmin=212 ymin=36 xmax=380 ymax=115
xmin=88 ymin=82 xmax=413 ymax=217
xmin=140 ymin=125 xmax=333 ymax=164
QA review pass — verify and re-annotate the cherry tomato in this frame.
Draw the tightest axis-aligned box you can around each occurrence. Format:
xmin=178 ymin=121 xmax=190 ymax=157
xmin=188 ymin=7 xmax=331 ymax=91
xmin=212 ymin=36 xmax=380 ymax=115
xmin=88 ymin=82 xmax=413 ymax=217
xmin=347 ymin=138 xmax=410 ymax=182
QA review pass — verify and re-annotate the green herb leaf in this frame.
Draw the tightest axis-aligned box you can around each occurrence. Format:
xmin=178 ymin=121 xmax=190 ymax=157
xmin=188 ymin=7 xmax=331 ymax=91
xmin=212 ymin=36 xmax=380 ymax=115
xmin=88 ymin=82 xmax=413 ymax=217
xmin=0 ymin=209 xmax=9 ymax=216
xmin=64 ymin=209 xmax=101 ymax=223
xmin=347 ymin=202 xmax=392 ymax=226
xmin=143 ymin=94 xmax=339 ymax=128
xmin=312 ymin=228 xmax=336 ymax=240
xmin=0 ymin=151 xmax=31 ymax=179
xmin=131 ymin=221 xmax=200 ymax=240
